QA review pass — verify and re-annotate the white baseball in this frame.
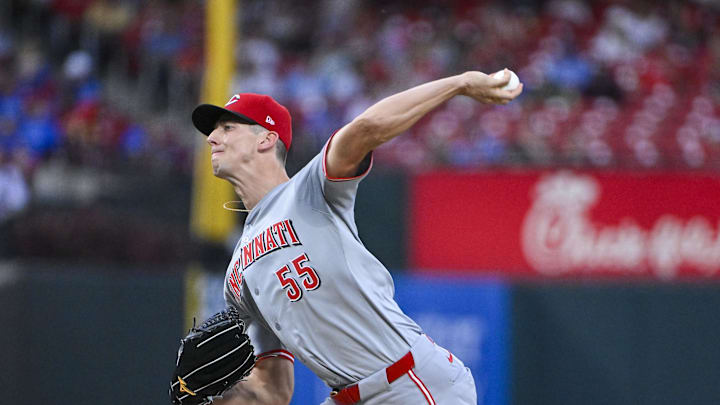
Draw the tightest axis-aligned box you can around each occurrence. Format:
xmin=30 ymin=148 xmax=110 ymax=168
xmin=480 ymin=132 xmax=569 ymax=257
xmin=492 ymin=69 xmax=520 ymax=91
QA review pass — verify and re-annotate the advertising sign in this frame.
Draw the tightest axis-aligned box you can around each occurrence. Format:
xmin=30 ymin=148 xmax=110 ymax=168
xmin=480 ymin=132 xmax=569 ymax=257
xmin=393 ymin=275 xmax=510 ymax=405
xmin=411 ymin=170 xmax=720 ymax=279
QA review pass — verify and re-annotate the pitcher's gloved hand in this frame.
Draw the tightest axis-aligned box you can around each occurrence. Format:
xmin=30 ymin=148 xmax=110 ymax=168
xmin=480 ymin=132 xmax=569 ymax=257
xmin=169 ymin=307 xmax=255 ymax=405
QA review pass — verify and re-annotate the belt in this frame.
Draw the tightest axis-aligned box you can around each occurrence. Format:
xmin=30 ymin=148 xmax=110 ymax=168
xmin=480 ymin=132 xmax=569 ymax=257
xmin=331 ymin=351 xmax=415 ymax=404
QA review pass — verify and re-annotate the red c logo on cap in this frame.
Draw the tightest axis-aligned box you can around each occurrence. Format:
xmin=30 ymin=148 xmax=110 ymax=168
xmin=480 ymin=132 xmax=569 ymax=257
xmin=225 ymin=94 xmax=241 ymax=106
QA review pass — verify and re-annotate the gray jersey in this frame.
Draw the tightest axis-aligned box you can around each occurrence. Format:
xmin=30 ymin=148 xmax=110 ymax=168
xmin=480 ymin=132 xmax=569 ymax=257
xmin=223 ymin=138 xmax=422 ymax=388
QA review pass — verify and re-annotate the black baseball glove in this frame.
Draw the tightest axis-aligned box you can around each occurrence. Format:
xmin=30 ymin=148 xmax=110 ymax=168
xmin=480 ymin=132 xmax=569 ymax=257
xmin=170 ymin=307 xmax=256 ymax=405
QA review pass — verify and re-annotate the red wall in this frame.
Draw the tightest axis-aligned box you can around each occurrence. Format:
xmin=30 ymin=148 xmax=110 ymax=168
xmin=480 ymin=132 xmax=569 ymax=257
xmin=409 ymin=170 xmax=720 ymax=279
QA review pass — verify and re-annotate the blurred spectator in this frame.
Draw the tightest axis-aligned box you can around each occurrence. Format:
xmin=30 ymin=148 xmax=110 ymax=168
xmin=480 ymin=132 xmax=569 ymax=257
xmin=547 ymin=42 xmax=595 ymax=91
xmin=49 ymin=0 xmax=95 ymax=59
xmin=591 ymin=4 xmax=668 ymax=65
xmin=0 ymin=149 xmax=29 ymax=223
xmin=83 ymin=0 xmax=134 ymax=74
xmin=121 ymin=122 xmax=147 ymax=158
xmin=546 ymin=0 xmax=592 ymax=26
xmin=136 ymin=1 xmax=184 ymax=108
xmin=0 ymin=67 xmax=23 ymax=156
xmin=64 ymin=98 xmax=110 ymax=167
xmin=61 ymin=50 xmax=100 ymax=105
xmin=15 ymin=40 xmax=54 ymax=99
xmin=17 ymin=97 xmax=62 ymax=163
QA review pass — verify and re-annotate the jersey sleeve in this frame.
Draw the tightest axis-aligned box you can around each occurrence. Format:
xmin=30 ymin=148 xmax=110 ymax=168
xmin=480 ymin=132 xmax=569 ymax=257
xmin=247 ymin=322 xmax=295 ymax=364
xmin=294 ymin=131 xmax=373 ymax=214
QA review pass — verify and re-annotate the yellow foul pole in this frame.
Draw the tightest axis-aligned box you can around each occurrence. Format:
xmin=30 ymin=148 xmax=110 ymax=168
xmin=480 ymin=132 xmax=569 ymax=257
xmin=190 ymin=0 xmax=238 ymax=242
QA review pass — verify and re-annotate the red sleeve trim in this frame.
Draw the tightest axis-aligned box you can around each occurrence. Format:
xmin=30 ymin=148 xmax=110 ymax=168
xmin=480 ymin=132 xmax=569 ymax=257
xmin=256 ymin=349 xmax=295 ymax=364
xmin=322 ymin=130 xmax=374 ymax=182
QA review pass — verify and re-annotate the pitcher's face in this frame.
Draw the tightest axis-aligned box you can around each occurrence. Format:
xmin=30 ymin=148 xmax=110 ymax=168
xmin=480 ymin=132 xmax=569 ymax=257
xmin=207 ymin=120 xmax=258 ymax=179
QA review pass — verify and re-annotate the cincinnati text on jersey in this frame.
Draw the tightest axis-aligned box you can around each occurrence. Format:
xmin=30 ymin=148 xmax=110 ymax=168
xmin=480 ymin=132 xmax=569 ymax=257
xmin=243 ymin=219 xmax=301 ymax=270
xmin=227 ymin=219 xmax=302 ymax=299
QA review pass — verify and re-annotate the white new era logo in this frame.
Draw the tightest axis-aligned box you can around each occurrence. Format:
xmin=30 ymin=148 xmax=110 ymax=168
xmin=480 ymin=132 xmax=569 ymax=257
xmin=265 ymin=116 xmax=275 ymax=125
xmin=225 ymin=94 xmax=240 ymax=106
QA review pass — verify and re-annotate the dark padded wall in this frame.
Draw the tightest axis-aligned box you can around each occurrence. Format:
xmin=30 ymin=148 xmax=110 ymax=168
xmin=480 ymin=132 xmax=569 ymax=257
xmin=355 ymin=170 xmax=408 ymax=270
xmin=0 ymin=263 xmax=184 ymax=405
xmin=511 ymin=282 xmax=720 ymax=405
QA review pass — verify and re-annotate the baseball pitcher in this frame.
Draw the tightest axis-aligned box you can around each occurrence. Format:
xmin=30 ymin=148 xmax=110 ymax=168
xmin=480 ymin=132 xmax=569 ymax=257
xmin=175 ymin=70 xmax=522 ymax=405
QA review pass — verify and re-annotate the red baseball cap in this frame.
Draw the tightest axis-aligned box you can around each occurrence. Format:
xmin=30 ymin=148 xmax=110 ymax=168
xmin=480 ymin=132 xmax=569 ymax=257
xmin=192 ymin=93 xmax=292 ymax=150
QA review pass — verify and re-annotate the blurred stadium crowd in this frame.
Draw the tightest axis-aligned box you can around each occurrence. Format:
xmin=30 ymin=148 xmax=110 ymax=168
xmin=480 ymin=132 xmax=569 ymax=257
xmin=1 ymin=0 xmax=719 ymax=260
